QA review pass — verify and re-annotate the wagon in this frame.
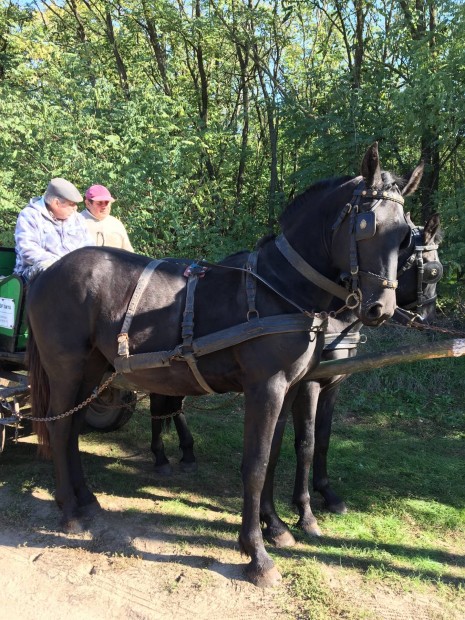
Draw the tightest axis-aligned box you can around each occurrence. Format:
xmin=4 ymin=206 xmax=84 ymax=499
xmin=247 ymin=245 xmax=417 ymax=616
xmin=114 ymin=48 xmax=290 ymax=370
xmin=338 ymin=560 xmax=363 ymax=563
xmin=0 ymin=247 xmax=137 ymax=453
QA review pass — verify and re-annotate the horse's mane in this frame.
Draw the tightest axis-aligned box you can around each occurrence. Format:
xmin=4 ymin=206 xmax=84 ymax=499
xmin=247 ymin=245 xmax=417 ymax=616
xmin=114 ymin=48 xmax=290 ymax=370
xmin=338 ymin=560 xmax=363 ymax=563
xmin=279 ymin=175 xmax=353 ymax=227
xmin=279 ymin=169 xmax=410 ymax=229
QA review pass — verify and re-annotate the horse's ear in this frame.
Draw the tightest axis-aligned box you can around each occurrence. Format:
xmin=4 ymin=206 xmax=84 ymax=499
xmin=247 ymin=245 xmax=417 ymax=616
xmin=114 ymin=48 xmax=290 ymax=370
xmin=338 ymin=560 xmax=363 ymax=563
xmin=361 ymin=142 xmax=382 ymax=188
xmin=402 ymin=162 xmax=424 ymax=196
xmin=424 ymin=212 xmax=441 ymax=244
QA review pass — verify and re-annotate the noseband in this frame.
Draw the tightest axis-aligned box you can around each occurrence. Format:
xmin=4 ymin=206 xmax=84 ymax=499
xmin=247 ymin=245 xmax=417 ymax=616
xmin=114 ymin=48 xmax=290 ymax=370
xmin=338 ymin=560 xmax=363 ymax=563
xmin=331 ymin=182 xmax=406 ymax=304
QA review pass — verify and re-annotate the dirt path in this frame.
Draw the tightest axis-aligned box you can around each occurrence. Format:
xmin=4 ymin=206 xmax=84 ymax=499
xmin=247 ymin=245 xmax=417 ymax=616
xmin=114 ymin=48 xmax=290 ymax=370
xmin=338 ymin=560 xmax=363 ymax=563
xmin=1 ymin=487 xmax=290 ymax=620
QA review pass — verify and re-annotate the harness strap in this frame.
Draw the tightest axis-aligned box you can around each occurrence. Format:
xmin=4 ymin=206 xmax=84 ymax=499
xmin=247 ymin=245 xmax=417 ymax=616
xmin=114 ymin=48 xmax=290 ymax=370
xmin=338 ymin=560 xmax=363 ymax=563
xmin=348 ymin=207 xmax=360 ymax=290
xmin=275 ymin=234 xmax=349 ymax=302
xmin=181 ymin=274 xmax=216 ymax=394
xmin=117 ymin=259 xmax=164 ymax=357
xmin=245 ymin=251 xmax=259 ymax=319
xmin=353 ymin=188 xmax=405 ymax=206
xmin=114 ymin=313 xmax=325 ymax=375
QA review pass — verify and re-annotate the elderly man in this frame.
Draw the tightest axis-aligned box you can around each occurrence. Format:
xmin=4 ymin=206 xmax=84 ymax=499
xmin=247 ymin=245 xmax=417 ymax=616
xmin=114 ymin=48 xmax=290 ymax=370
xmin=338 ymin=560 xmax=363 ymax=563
xmin=82 ymin=184 xmax=133 ymax=251
xmin=14 ymin=178 xmax=91 ymax=281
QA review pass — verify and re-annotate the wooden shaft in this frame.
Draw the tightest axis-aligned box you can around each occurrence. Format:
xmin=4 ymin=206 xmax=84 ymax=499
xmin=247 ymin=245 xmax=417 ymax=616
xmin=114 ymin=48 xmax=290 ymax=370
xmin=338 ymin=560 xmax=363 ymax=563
xmin=310 ymin=338 xmax=465 ymax=380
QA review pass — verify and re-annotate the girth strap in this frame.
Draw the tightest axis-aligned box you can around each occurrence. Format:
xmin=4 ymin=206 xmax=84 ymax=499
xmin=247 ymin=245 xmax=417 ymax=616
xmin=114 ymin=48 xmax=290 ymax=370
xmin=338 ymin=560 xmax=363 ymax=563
xmin=181 ymin=273 xmax=216 ymax=394
xmin=117 ymin=259 xmax=164 ymax=357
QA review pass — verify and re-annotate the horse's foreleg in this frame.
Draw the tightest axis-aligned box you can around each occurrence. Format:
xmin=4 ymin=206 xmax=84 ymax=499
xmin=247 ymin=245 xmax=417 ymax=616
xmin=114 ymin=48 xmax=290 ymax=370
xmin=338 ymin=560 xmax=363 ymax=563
xmin=291 ymin=381 xmax=321 ymax=536
xmin=260 ymin=391 xmax=296 ymax=548
xmin=239 ymin=384 xmax=284 ymax=588
xmin=312 ymin=380 xmax=347 ymax=514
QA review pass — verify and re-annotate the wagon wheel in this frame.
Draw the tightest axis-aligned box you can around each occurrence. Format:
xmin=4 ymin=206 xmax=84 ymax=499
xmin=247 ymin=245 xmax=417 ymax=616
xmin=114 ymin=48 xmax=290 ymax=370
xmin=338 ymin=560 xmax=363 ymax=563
xmin=84 ymin=385 xmax=137 ymax=432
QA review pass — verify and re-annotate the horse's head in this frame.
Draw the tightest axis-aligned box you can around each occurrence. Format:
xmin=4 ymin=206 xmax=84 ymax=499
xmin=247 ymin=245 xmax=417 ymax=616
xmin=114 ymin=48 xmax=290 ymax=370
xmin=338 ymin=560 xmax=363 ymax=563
xmin=332 ymin=142 xmax=424 ymax=327
xmin=396 ymin=212 xmax=443 ymax=322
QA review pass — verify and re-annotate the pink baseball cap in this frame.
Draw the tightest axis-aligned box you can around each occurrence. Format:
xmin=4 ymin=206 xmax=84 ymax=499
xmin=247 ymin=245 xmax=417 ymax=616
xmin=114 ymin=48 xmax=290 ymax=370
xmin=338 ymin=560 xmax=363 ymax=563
xmin=85 ymin=184 xmax=115 ymax=202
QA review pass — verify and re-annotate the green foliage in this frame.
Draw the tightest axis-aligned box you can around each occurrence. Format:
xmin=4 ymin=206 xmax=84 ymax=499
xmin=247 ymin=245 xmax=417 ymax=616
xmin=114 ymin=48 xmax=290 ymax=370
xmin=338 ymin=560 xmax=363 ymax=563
xmin=0 ymin=0 xmax=464 ymax=274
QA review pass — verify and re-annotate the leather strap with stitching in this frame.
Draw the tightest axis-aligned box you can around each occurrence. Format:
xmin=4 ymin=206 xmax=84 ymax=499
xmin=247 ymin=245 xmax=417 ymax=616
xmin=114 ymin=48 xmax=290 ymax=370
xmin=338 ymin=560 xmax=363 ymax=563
xmin=117 ymin=259 xmax=164 ymax=357
xmin=275 ymin=234 xmax=349 ymax=302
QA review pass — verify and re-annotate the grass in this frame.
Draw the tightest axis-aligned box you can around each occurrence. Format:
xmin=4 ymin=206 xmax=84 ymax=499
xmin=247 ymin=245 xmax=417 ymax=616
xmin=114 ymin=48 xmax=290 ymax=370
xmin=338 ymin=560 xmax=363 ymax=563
xmin=0 ymin=319 xmax=464 ymax=617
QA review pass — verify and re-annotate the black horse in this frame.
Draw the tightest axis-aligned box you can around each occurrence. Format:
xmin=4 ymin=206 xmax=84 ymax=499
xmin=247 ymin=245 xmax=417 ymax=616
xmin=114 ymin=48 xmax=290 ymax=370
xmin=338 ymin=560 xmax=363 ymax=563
xmin=148 ymin=214 xmax=442 ymax=544
xmin=27 ymin=143 xmax=420 ymax=587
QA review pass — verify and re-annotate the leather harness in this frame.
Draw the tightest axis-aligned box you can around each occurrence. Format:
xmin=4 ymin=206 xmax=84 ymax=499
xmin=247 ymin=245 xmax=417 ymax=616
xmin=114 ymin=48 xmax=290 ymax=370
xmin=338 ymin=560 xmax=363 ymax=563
xmin=114 ymin=182 xmax=410 ymax=394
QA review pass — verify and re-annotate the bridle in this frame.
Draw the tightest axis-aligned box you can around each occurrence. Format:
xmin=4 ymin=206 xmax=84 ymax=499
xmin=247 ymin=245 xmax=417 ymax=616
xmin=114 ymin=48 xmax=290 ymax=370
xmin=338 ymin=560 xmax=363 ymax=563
xmin=330 ymin=181 xmax=406 ymax=303
xmin=275 ymin=180 xmax=407 ymax=310
xmin=397 ymin=224 xmax=443 ymax=311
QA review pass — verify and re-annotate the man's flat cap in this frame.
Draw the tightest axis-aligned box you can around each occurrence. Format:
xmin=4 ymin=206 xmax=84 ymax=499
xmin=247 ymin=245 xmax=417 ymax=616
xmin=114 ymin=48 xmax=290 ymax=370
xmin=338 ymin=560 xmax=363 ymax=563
xmin=46 ymin=178 xmax=83 ymax=202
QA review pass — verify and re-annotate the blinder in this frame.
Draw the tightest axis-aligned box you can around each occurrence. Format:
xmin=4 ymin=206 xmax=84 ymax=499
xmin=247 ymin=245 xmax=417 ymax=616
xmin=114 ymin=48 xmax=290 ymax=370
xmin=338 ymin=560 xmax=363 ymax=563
xmin=422 ymin=260 xmax=443 ymax=284
xmin=397 ymin=223 xmax=443 ymax=313
xmin=355 ymin=211 xmax=376 ymax=241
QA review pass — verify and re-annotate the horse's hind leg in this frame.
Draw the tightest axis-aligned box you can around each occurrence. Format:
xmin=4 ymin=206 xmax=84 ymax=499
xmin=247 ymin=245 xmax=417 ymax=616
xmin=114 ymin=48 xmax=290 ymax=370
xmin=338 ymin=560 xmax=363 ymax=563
xmin=46 ymin=373 xmax=88 ymax=533
xmin=68 ymin=409 xmax=100 ymax=513
xmin=151 ymin=394 xmax=192 ymax=475
xmin=69 ymin=355 xmax=111 ymax=514
xmin=291 ymin=381 xmax=322 ymax=536
xmin=173 ymin=409 xmax=196 ymax=472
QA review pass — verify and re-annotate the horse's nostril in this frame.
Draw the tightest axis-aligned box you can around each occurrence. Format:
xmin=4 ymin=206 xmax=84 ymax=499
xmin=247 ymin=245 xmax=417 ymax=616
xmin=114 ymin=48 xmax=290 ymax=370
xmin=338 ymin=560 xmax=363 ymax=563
xmin=365 ymin=303 xmax=383 ymax=320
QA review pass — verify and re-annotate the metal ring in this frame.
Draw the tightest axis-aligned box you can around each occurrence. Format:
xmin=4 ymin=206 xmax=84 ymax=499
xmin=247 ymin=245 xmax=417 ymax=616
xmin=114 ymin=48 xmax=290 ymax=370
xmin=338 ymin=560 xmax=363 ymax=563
xmin=345 ymin=291 xmax=361 ymax=309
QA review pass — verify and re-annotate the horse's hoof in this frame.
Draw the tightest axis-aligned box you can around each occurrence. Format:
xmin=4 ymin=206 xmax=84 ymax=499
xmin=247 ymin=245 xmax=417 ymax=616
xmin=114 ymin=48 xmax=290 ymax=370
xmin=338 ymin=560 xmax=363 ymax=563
xmin=300 ymin=521 xmax=322 ymax=537
xmin=180 ymin=460 xmax=198 ymax=473
xmin=79 ymin=500 xmax=101 ymax=518
xmin=62 ymin=518 xmax=84 ymax=534
xmin=326 ymin=501 xmax=347 ymax=515
xmin=154 ymin=463 xmax=173 ymax=476
xmin=265 ymin=530 xmax=296 ymax=548
xmin=246 ymin=565 xmax=282 ymax=588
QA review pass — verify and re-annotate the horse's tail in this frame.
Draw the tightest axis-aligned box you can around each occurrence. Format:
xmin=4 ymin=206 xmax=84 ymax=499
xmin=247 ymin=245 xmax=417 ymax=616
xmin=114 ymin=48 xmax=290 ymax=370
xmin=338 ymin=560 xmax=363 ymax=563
xmin=27 ymin=324 xmax=52 ymax=459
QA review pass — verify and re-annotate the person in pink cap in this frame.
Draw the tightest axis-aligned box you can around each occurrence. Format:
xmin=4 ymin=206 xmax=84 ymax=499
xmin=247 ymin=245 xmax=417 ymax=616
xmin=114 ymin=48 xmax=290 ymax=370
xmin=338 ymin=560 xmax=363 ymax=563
xmin=82 ymin=184 xmax=133 ymax=251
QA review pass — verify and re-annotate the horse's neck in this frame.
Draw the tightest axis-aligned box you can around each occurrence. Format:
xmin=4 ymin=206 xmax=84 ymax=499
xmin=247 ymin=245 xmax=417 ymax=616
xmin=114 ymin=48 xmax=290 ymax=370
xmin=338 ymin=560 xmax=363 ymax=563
xmin=256 ymin=237 xmax=336 ymax=312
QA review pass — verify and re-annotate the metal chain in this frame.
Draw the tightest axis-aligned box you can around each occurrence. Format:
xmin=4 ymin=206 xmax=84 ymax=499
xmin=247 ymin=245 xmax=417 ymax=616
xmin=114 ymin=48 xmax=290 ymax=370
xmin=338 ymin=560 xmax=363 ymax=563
xmin=17 ymin=371 xmax=120 ymax=423
xmin=150 ymin=411 xmax=182 ymax=420
xmin=388 ymin=318 xmax=465 ymax=338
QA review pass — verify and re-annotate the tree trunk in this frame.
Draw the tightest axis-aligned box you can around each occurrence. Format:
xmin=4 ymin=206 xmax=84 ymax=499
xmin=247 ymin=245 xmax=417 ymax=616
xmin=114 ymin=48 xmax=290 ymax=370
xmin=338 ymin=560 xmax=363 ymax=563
xmin=105 ymin=9 xmax=130 ymax=99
